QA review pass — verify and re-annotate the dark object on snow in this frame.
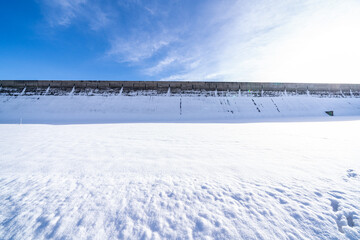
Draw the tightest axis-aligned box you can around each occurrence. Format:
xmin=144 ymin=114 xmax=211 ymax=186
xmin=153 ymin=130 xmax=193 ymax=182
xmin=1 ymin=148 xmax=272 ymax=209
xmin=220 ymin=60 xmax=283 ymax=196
xmin=325 ymin=111 xmax=334 ymax=116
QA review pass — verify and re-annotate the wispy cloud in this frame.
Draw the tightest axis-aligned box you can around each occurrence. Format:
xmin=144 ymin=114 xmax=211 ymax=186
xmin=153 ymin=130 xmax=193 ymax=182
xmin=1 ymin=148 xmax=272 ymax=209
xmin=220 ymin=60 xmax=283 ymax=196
xmin=144 ymin=56 xmax=176 ymax=75
xmin=41 ymin=0 xmax=184 ymax=63
xmin=107 ymin=33 xmax=177 ymax=63
xmin=41 ymin=0 xmax=110 ymax=29
xmin=158 ymin=0 xmax=360 ymax=83
xmin=41 ymin=0 xmax=87 ymax=27
xmin=40 ymin=0 xmax=360 ymax=83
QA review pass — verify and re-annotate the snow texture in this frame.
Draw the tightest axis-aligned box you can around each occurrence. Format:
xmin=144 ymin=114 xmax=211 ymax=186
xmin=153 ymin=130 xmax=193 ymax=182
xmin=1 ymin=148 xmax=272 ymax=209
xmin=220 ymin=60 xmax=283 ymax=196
xmin=0 ymin=94 xmax=360 ymax=239
xmin=0 ymin=94 xmax=359 ymax=124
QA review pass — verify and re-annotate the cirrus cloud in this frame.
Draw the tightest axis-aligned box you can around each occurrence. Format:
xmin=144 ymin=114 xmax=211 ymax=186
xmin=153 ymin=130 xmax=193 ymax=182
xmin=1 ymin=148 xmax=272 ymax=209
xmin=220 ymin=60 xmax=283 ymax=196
xmin=40 ymin=0 xmax=360 ymax=83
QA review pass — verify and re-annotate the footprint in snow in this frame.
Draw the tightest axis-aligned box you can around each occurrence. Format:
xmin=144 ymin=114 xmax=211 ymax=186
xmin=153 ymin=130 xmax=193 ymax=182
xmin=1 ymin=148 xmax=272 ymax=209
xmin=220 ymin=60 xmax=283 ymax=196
xmin=347 ymin=169 xmax=358 ymax=178
xmin=330 ymin=199 xmax=339 ymax=212
xmin=335 ymin=212 xmax=358 ymax=233
xmin=346 ymin=213 xmax=355 ymax=228
xmin=329 ymin=199 xmax=359 ymax=233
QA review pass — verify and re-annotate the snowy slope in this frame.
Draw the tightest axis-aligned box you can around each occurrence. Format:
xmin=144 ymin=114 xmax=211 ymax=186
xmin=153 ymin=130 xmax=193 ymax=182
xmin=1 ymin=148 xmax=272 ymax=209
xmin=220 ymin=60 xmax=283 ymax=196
xmin=0 ymin=93 xmax=360 ymax=239
xmin=0 ymin=122 xmax=360 ymax=239
xmin=0 ymin=94 xmax=359 ymax=123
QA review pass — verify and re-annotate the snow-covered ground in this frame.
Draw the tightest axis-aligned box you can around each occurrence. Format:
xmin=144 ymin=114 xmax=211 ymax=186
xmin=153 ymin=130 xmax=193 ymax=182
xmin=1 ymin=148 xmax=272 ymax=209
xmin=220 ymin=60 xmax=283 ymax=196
xmin=1 ymin=94 xmax=360 ymax=239
xmin=0 ymin=94 xmax=359 ymax=123
xmin=1 ymin=121 xmax=360 ymax=239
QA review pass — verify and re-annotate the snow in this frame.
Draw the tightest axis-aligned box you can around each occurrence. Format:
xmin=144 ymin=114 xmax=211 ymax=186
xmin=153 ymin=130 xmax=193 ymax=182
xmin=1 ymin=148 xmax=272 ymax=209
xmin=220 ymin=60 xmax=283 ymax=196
xmin=0 ymin=94 xmax=359 ymax=124
xmin=0 ymin=94 xmax=360 ymax=239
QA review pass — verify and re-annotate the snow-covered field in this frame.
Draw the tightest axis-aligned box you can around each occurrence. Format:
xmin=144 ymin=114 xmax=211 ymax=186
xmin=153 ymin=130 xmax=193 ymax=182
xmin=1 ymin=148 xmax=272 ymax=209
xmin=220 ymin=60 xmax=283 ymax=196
xmin=1 ymin=121 xmax=360 ymax=239
xmin=0 ymin=94 xmax=360 ymax=239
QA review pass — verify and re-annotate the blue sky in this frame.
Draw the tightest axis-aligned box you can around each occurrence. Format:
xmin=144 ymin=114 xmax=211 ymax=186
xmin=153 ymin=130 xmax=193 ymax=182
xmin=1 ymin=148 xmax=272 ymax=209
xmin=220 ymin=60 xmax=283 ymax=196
xmin=1 ymin=0 xmax=360 ymax=83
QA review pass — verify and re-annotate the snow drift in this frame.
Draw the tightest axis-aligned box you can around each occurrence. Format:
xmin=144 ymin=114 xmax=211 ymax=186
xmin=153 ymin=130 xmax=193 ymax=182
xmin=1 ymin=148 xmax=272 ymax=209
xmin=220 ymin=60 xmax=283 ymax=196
xmin=1 ymin=94 xmax=359 ymax=124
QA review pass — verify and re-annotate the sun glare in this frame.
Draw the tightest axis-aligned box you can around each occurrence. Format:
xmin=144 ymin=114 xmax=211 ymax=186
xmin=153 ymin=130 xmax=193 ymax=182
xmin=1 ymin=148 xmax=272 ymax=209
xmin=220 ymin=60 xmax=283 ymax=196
xmin=257 ymin=2 xmax=360 ymax=83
